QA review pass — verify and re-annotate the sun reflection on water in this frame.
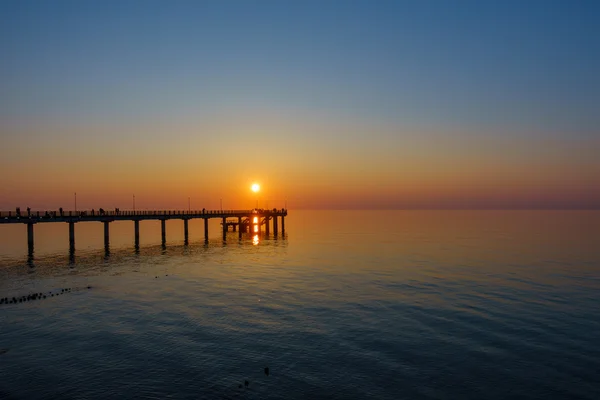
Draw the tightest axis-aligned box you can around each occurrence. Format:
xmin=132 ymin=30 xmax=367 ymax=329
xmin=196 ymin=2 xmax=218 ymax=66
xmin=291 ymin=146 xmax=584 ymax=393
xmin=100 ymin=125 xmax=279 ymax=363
xmin=252 ymin=234 xmax=259 ymax=246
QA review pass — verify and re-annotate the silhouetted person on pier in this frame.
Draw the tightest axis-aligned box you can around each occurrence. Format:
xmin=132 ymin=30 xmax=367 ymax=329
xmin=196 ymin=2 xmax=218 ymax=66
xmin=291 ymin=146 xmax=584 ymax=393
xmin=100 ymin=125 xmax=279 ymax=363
xmin=27 ymin=207 xmax=31 ymax=216
xmin=16 ymin=207 xmax=20 ymax=217
xmin=59 ymin=207 xmax=63 ymax=217
xmin=99 ymin=208 xmax=104 ymax=215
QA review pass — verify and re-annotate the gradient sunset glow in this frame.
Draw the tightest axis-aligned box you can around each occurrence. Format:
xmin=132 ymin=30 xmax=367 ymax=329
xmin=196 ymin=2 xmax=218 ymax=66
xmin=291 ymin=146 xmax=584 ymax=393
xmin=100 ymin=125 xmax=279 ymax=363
xmin=1 ymin=1 xmax=598 ymax=210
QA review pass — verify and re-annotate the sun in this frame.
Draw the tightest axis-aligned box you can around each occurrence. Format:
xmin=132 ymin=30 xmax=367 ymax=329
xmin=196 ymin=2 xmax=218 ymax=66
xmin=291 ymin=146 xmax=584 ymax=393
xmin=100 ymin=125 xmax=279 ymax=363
xmin=251 ymin=183 xmax=260 ymax=193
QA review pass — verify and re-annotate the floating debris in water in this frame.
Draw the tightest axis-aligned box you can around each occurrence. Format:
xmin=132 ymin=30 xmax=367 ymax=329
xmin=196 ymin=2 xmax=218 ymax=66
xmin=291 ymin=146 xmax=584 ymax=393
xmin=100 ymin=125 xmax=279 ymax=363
xmin=0 ymin=349 xmax=8 ymax=355
xmin=0 ymin=286 xmax=92 ymax=306
xmin=264 ymin=366 xmax=269 ymax=376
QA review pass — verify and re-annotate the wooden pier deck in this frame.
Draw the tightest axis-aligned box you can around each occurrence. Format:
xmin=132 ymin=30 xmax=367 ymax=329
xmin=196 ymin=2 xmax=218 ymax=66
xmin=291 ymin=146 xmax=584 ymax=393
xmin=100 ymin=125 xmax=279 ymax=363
xmin=0 ymin=208 xmax=287 ymax=254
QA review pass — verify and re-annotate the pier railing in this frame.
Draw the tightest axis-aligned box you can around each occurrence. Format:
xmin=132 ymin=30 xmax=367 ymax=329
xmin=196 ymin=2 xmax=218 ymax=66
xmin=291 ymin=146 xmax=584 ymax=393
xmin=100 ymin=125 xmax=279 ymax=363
xmin=1 ymin=209 xmax=286 ymax=219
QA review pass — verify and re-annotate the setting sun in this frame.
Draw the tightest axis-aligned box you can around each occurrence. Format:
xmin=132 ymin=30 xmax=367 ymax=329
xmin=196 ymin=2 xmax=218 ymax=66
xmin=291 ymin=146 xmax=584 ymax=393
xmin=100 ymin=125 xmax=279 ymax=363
xmin=251 ymin=183 xmax=260 ymax=193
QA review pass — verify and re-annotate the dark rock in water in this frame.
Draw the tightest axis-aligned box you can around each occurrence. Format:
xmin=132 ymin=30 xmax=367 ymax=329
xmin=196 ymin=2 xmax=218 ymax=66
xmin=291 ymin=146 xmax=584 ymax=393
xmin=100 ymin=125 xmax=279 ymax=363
xmin=265 ymin=367 xmax=269 ymax=376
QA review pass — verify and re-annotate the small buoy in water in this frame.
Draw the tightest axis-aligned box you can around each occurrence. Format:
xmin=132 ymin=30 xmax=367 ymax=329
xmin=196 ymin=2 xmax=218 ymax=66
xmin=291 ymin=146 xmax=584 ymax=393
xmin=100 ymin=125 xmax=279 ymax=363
xmin=238 ymin=384 xmax=242 ymax=389
xmin=264 ymin=367 xmax=269 ymax=376
xmin=245 ymin=380 xmax=249 ymax=388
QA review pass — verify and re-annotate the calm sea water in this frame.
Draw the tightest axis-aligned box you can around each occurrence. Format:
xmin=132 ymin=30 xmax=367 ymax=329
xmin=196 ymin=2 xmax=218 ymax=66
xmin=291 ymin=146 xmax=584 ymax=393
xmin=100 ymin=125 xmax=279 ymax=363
xmin=0 ymin=210 xmax=599 ymax=399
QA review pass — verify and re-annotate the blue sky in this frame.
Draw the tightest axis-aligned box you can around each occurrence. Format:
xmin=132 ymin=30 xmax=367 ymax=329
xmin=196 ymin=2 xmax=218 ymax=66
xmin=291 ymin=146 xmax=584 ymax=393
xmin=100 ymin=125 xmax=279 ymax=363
xmin=2 ymin=0 xmax=598 ymax=133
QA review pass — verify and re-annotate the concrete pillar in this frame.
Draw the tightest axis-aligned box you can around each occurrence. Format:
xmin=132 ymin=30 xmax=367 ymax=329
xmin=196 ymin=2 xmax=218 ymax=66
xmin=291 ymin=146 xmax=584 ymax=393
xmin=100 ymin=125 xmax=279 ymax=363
xmin=281 ymin=216 xmax=285 ymax=235
xmin=27 ymin=223 xmax=34 ymax=253
xmin=69 ymin=222 xmax=75 ymax=251
xmin=161 ymin=219 xmax=166 ymax=244
xmin=184 ymin=219 xmax=189 ymax=244
xmin=104 ymin=221 xmax=110 ymax=248
xmin=222 ymin=217 xmax=227 ymax=241
xmin=238 ymin=217 xmax=242 ymax=239
xmin=273 ymin=216 xmax=278 ymax=236
xmin=265 ymin=216 xmax=270 ymax=235
xmin=134 ymin=220 xmax=140 ymax=247
xmin=204 ymin=218 xmax=209 ymax=242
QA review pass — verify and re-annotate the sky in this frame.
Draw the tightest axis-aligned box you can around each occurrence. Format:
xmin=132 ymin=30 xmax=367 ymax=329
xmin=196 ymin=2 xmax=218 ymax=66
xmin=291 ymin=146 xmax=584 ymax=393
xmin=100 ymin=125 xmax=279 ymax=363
xmin=1 ymin=0 xmax=599 ymax=210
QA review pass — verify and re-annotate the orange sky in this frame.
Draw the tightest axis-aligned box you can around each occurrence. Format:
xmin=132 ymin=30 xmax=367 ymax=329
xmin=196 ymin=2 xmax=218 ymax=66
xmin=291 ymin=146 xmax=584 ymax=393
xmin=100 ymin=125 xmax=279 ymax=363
xmin=1 ymin=117 xmax=598 ymax=210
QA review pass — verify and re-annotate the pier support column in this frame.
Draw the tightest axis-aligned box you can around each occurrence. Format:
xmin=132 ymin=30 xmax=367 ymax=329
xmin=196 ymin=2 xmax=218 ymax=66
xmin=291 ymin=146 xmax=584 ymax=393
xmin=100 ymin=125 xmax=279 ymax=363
xmin=184 ymin=219 xmax=189 ymax=244
xmin=161 ymin=219 xmax=166 ymax=244
xmin=104 ymin=221 xmax=110 ymax=249
xmin=69 ymin=222 xmax=75 ymax=251
xmin=204 ymin=218 xmax=209 ymax=243
xmin=134 ymin=220 xmax=140 ymax=248
xmin=222 ymin=217 xmax=227 ymax=241
xmin=281 ymin=216 xmax=285 ymax=235
xmin=273 ymin=216 xmax=278 ymax=236
xmin=238 ymin=217 xmax=242 ymax=239
xmin=27 ymin=223 xmax=34 ymax=254
xmin=265 ymin=217 xmax=270 ymax=236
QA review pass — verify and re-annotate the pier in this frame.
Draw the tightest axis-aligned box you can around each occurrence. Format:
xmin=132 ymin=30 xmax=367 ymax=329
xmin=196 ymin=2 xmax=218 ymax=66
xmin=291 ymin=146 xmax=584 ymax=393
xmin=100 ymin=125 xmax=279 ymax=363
xmin=0 ymin=208 xmax=287 ymax=255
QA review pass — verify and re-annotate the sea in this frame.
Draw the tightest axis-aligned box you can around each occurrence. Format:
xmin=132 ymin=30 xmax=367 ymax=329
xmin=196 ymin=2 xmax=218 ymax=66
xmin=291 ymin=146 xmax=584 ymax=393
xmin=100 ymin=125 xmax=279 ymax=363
xmin=0 ymin=210 xmax=599 ymax=399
